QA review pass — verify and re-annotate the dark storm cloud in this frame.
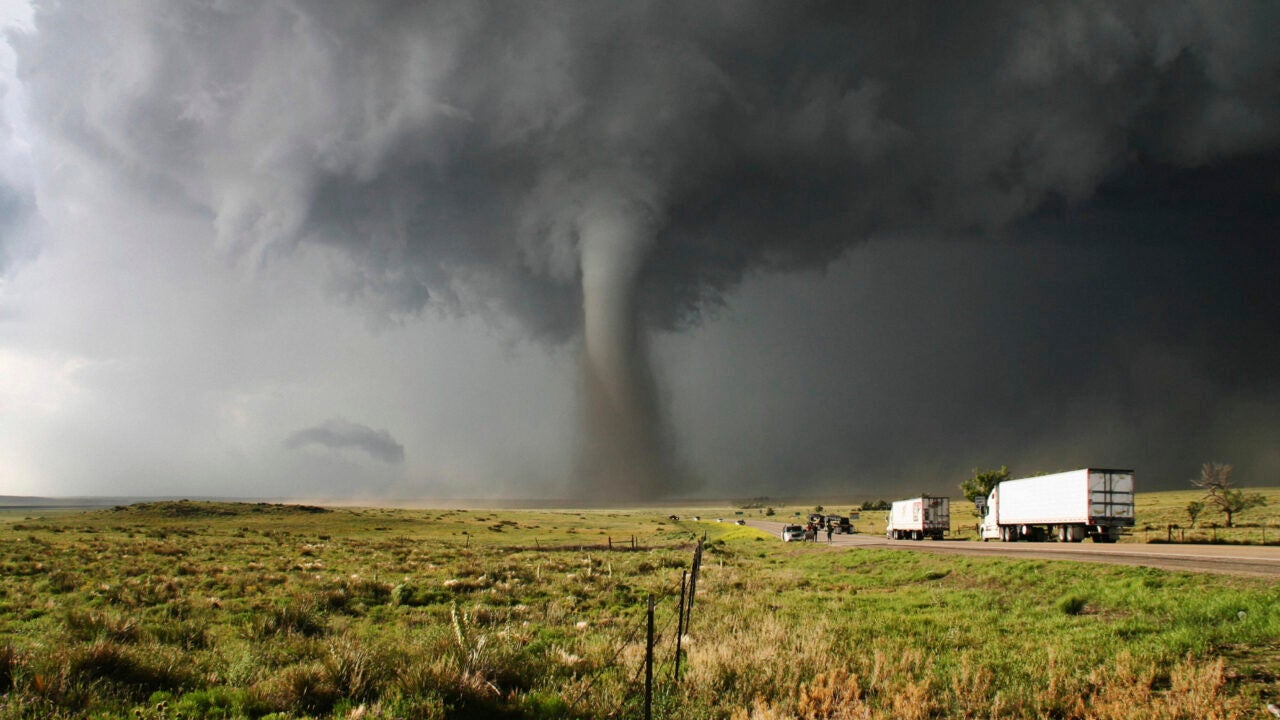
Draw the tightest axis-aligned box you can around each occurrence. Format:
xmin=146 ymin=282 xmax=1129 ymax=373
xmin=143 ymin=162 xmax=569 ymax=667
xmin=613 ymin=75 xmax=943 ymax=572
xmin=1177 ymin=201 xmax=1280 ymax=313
xmin=13 ymin=1 xmax=1280 ymax=495
xmin=18 ymin=1 xmax=1278 ymax=330
xmin=284 ymin=419 xmax=405 ymax=465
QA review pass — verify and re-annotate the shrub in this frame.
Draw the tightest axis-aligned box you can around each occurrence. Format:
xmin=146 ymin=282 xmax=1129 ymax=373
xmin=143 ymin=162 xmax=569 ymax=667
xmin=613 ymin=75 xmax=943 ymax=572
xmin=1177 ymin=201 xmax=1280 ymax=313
xmin=1057 ymin=594 xmax=1089 ymax=616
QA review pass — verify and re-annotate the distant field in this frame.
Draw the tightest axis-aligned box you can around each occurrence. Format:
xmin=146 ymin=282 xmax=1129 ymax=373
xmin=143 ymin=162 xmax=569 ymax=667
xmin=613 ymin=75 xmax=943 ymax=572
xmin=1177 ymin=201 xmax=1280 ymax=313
xmin=2 ymin=498 xmax=1278 ymax=718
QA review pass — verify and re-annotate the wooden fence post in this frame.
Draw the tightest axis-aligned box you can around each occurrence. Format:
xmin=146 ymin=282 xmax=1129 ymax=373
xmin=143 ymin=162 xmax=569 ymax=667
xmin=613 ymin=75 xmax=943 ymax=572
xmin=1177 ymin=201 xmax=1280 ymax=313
xmin=645 ymin=595 xmax=654 ymax=720
xmin=686 ymin=540 xmax=703 ymax=634
xmin=674 ymin=569 xmax=687 ymax=682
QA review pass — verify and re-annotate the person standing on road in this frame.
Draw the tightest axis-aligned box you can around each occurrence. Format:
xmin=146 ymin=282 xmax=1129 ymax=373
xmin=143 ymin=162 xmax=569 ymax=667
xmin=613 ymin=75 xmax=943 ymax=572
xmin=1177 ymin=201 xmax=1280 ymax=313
xmin=826 ymin=524 xmax=833 ymax=543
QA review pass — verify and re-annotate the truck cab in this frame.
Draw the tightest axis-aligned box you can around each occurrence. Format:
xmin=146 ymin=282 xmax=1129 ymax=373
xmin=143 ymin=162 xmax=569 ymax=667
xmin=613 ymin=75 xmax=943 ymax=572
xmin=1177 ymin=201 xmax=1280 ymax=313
xmin=980 ymin=488 xmax=1001 ymax=541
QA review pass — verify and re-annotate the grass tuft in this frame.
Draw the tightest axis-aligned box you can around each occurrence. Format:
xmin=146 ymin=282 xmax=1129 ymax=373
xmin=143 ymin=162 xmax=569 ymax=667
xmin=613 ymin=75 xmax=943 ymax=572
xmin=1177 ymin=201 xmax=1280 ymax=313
xmin=67 ymin=640 xmax=194 ymax=699
xmin=1056 ymin=593 xmax=1089 ymax=616
xmin=250 ymin=597 xmax=328 ymax=638
xmin=63 ymin=608 xmax=140 ymax=643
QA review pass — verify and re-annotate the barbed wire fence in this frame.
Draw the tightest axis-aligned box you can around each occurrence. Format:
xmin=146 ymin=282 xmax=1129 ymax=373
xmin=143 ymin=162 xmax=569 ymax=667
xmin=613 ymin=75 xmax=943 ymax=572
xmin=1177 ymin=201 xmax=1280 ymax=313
xmin=560 ymin=536 xmax=705 ymax=720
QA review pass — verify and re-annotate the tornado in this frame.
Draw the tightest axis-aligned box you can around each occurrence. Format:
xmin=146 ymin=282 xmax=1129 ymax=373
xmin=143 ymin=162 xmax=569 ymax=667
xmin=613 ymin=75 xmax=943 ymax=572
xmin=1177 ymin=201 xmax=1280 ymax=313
xmin=575 ymin=198 xmax=671 ymax=500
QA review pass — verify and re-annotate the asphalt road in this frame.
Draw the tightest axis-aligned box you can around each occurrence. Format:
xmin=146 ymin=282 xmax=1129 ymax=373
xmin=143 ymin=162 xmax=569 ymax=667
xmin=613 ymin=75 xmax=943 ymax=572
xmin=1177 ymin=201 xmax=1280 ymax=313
xmin=746 ymin=520 xmax=1280 ymax=578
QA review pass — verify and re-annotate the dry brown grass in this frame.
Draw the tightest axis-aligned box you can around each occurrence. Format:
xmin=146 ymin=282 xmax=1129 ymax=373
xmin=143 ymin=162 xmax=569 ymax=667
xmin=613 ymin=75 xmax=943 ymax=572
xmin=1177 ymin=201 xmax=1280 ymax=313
xmin=726 ymin=650 xmax=1255 ymax=720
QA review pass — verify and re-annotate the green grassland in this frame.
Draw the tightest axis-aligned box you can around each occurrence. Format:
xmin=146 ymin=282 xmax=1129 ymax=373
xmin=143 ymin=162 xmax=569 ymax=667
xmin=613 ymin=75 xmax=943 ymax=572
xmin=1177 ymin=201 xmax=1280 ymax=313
xmin=1 ymin=495 xmax=1278 ymax=719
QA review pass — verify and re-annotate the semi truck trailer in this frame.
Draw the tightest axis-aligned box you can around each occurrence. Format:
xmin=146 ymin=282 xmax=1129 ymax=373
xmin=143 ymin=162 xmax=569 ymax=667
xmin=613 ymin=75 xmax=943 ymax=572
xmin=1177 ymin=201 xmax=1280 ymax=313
xmin=885 ymin=495 xmax=950 ymax=540
xmin=980 ymin=468 xmax=1135 ymax=543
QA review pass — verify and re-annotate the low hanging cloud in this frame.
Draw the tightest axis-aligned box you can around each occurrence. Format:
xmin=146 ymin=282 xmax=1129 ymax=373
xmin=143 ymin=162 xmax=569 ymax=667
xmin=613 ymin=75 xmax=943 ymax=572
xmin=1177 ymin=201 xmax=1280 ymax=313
xmin=284 ymin=419 xmax=405 ymax=465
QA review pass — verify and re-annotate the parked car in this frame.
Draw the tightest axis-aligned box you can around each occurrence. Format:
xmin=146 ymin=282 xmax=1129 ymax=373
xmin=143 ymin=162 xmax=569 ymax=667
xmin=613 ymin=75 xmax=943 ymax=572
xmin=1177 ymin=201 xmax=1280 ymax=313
xmin=826 ymin=515 xmax=854 ymax=534
xmin=735 ymin=519 xmax=746 ymax=526
xmin=781 ymin=525 xmax=805 ymax=542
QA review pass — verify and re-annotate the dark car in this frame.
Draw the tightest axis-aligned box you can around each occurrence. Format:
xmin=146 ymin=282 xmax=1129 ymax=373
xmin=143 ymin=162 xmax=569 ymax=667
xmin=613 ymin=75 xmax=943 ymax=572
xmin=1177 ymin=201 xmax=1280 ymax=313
xmin=826 ymin=515 xmax=854 ymax=534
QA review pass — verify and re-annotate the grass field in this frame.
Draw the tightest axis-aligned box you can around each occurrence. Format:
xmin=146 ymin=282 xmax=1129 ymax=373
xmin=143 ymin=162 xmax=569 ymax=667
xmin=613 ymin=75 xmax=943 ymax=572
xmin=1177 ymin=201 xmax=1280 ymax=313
xmin=1 ymin=494 xmax=1278 ymax=719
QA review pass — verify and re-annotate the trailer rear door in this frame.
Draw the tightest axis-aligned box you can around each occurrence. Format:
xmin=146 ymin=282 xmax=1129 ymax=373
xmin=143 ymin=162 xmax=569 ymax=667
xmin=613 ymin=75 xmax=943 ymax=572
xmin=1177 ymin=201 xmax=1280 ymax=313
xmin=1088 ymin=470 xmax=1135 ymax=525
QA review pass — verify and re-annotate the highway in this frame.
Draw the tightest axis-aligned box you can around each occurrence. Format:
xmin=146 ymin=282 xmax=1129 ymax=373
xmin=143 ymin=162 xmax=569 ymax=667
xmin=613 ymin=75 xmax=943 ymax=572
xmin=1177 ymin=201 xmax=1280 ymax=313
xmin=746 ymin=520 xmax=1280 ymax=578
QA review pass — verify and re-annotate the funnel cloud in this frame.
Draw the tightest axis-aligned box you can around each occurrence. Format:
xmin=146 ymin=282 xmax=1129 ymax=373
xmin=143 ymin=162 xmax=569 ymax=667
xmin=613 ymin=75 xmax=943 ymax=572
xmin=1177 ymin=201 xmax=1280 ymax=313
xmin=577 ymin=194 xmax=671 ymax=498
xmin=2 ymin=2 xmax=1279 ymax=499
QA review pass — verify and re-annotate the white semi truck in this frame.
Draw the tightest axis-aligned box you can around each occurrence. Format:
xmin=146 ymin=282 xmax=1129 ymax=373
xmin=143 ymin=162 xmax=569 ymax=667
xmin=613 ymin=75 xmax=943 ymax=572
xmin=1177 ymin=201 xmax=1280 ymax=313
xmin=980 ymin=468 xmax=1135 ymax=543
xmin=885 ymin=495 xmax=950 ymax=540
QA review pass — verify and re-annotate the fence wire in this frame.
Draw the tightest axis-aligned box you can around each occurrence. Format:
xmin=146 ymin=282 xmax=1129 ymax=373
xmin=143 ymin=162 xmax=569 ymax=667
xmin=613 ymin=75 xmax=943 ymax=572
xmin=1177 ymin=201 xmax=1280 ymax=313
xmin=565 ymin=542 xmax=702 ymax=717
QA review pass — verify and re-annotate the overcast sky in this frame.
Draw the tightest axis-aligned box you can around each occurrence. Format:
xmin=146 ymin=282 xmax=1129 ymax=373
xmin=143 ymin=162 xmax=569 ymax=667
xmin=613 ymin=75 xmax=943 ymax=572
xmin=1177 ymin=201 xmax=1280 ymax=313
xmin=1 ymin=1 xmax=1277 ymax=501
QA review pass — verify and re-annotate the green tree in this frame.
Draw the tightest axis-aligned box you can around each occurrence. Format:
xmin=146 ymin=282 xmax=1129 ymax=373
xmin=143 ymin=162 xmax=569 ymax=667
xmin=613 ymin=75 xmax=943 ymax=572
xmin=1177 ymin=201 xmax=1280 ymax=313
xmin=1185 ymin=500 xmax=1205 ymax=528
xmin=1217 ymin=488 xmax=1266 ymax=528
xmin=961 ymin=466 xmax=1010 ymax=505
xmin=1192 ymin=462 xmax=1266 ymax=527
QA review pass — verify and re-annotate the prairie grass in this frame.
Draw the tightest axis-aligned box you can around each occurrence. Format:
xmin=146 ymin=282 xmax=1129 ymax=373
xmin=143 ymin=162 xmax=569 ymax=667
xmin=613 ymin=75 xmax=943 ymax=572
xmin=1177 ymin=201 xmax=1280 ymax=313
xmin=0 ymin=499 xmax=1277 ymax=718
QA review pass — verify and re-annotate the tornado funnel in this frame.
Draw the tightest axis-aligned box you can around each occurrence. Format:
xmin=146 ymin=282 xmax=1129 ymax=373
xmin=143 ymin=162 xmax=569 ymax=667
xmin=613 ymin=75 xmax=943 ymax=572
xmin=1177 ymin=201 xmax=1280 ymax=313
xmin=575 ymin=201 xmax=671 ymax=500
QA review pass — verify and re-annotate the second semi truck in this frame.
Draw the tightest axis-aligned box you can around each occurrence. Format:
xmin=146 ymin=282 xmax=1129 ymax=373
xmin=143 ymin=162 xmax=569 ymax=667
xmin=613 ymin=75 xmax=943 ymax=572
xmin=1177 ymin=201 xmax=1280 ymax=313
xmin=980 ymin=468 xmax=1135 ymax=543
